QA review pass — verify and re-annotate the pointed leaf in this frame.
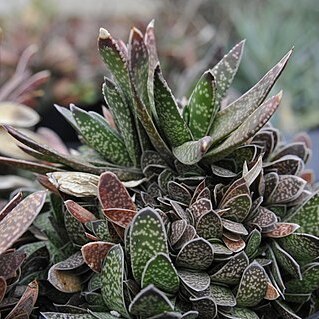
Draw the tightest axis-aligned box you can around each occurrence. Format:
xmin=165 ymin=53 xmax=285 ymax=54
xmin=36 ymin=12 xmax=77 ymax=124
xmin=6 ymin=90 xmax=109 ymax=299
xmin=130 ymin=207 xmax=168 ymax=282
xmin=264 ymin=223 xmax=299 ymax=238
xmin=206 ymin=92 xmax=282 ymax=161
xmin=173 ymin=136 xmax=212 ymax=165
xmin=41 ymin=314 xmax=95 ymax=319
xmin=103 ymin=78 xmax=140 ymax=166
xmin=65 ymin=200 xmax=97 ymax=223
xmin=187 ymin=71 xmax=217 ymax=138
xmin=0 ymin=250 xmax=26 ymax=279
xmin=210 ymin=284 xmax=236 ymax=307
xmin=209 ymin=49 xmax=292 ymax=143
xmin=178 ymin=270 xmax=210 ymax=294
xmin=129 ymin=285 xmax=174 ymax=318
xmin=245 ymin=229 xmax=261 ymax=257
xmin=141 ymin=252 xmax=179 ymax=294
xmin=211 ymin=40 xmax=245 ymax=106
xmin=190 ymin=296 xmax=217 ymax=319
xmin=0 ymin=191 xmax=46 ymax=255
xmin=154 ymin=65 xmax=192 ymax=147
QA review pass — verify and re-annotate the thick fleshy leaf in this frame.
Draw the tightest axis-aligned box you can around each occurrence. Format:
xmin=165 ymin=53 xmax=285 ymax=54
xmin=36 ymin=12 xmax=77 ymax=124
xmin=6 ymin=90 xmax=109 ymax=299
xmin=103 ymin=208 xmax=136 ymax=228
xmin=101 ymin=244 xmax=129 ymax=318
xmin=0 ymin=276 xmax=6 ymax=302
xmin=196 ymin=210 xmax=223 ymax=239
xmin=236 ymin=261 xmax=268 ymax=307
xmin=129 ymin=285 xmax=174 ymax=318
xmin=210 ymin=251 xmax=249 ymax=284
xmin=48 ymin=264 xmax=82 ymax=293
xmin=209 ymin=49 xmax=292 ymax=143
xmin=98 ymin=172 xmax=136 ymax=211
xmin=190 ymin=296 xmax=217 ymax=319
xmin=286 ymin=262 xmax=319 ymax=294
xmin=130 ymin=207 xmax=168 ymax=282
xmin=81 ymin=241 xmax=114 ymax=273
xmin=221 ymin=194 xmax=252 ymax=222
xmin=250 ymin=207 xmax=277 ymax=229
xmin=178 ymin=270 xmax=210 ymax=294
xmin=65 ymin=200 xmax=97 ymax=223
xmin=187 ymin=71 xmax=217 ymax=139
xmin=173 ymin=224 xmax=197 ymax=250
xmin=263 ymin=223 xmax=300 ymax=238
xmin=168 ymin=181 xmax=192 ymax=205
xmin=153 ymin=65 xmax=192 ymax=147
xmin=0 ymin=191 xmax=46 ymax=255
xmin=0 ymin=192 xmax=23 ymax=222
xmin=41 ymin=314 xmax=95 ymax=319
xmin=47 ymin=172 xmax=99 ymax=197
xmin=71 ymin=105 xmax=131 ymax=166
xmin=176 ymin=238 xmax=214 ymax=270
xmin=5 ymin=280 xmax=38 ymax=319
xmin=211 ymin=40 xmax=245 ymax=107
xmin=271 ymin=241 xmax=301 ymax=279
xmin=277 ymin=233 xmax=319 ymax=265
xmin=64 ymin=209 xmax=88 ymax=245
xmin=206 ymin=92 xmax=282 ymax=161
xmin=0 ymin=250 xmax=26 ymax=279
xmin=245 ymin=229 xmax=261 ymax=257
xmin=268 ymin=175 xmax=307 ymax=204
xmin=141 ymin=252 xmax=179 ymax=294
xmin=173 ymin=136 xmax=212 ymax=165
xmin=264 ymin=282 xmax=280 ymax=300
xmin=222 ymin=219 xmax=248 ymax=235
xmin=169 ymin=220 xmax=187 ymax=246
xmin=288 ymin=191 xmax=319 ymax=236
xmin=223 ymin=237 xmax=246 ymax=253
xmin=103 ymin=78 xmax=140 ymax=166
xmin=264 ymin=155 xmax=303 ymax=175
xmin=243 ymin=156 xmax=262 ymax=187
xmin=190 ymin=198 xmax=212 ymax=220
xmin=210 ymin=284 xmax=236 ymax=307
xmin=230 ymin=307 xmax=259 ymax=319
xmin=273 ymin=300 xmax=302 ymax=319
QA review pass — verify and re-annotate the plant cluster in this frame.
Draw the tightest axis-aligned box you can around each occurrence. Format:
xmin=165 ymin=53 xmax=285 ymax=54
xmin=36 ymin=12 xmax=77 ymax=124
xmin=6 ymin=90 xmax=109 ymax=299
xmin=0 ymin=21 xmax=318 ymax=319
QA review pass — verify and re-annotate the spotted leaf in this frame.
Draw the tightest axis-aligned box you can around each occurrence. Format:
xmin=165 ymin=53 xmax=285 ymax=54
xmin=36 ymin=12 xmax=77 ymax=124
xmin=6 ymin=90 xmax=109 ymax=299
xmin=71 ymin=105 xmax=131 ymax=166
xmin=176 ymin=238 xmax=214 ymax=270
xmin=209 ymin=49 xmax=292 ymax=144
xmin=196 ymin=210 xmax=223 ymax=239
xmin=130 ymin=207 xmax=168 ymax=282
xmin=210 ymin=284 xmax=236 ymax=307
xmin=190 ymin=296 xmax=217 ymax=319
xmin=154 ymin=65 xmax=193 ymax=147
xmin=141 ymin=252 xmax=179 ymax=294
xmin=236 ymin=261 xmax=268 ymax=307
xmin=0 ymin=191 xmax=46 ymax=255
xmin=101 ymin=244 xmax=129 ymax=318
xmin=41 ymin=314 xmax=95 ymax=319
xmin=288 ymin=191 xmax=319 ymax=236
xmin=129 ymin=285 xmax=174 ymax=318
xmin=187 ymin=71 xmax=217 ymax=138
xmin=264 ymin=223 xmax=300 ymax=238
xmin=245 ymin=229 xmax=261 ymax=257
xmin=81 ymin=241 xmax=114 ymax=273
xmin=178 ymin=270 xmax=210 ymax=295
xmin=210 ymin=251 xmax=249 ymax=284
xmin=103 ymin=78 xmax=140 ymax=166
xmin=65 ymin=200 xmax=97 ymax=223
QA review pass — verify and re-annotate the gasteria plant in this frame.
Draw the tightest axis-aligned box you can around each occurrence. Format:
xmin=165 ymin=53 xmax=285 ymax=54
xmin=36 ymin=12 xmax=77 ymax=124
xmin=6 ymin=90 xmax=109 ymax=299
xmin=0 ymin=21 xmax=318 ymax=319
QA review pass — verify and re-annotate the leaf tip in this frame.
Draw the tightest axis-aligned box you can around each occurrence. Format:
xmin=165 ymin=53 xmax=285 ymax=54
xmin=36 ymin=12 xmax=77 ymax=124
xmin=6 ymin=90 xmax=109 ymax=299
xmin=99 ymin=27 xmax=111 ymax=40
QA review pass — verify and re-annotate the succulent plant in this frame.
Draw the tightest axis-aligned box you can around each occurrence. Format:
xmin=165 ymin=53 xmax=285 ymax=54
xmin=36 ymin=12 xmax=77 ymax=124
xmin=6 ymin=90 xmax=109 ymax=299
xmin=0 ymin=21 xmax=318 ymax=319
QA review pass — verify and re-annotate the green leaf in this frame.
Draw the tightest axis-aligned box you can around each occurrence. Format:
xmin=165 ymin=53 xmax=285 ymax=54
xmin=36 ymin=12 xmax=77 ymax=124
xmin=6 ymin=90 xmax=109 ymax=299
xmin=236 ymin=261 xmax=268 ymax=307
xmin=288 ymin=190 xmax=319 ymax=236
xmin=0 ymin=191 xmax=46 ymax=255
xmin=64 ymin=209 xmax=88 ymax=245
xmin=277 ymin=233 xmax=319 ymax=266
xmin=286 ymin=262 xmax=319 ymax=294
xmin=178 ymin=270 xmax=210 ymax=295
xmin=190 ymin=296 xmax=217 ymax=319
xmin=210 ymin=284 xmax=236 ymax=307
xmin=271 ymin=241 xmax=301 ymax=279
xmin=103 ymin=78 xmax=140 ymax=166
xmin=209 ymin=49 xmax=292 ymax=144
xmin=206 ymin=92 xmax=282 ymax=161
xmin=101 ymin=244 xmax=129 ymax=318
xmin=173 ymin=136 xmax=212 ymax=165
xmin=153 ymin=65 xmax=193 ymax=147
xmin=210 ymin=251 xmax=249 ymax=284
xmin=130 ymin=207 xmax=168 ymax=282
xmin=211 ymin=40 xmax=245 ymax=107
xmin=196 ymin=210 xmax=223 ymax=239
xmin=244 ymin=229 xmax=261 ymax=257
xmin=141 ymin=252 xmax=179 ymax=294
xmin=273 ymin=300 xmax=302 ymax=319
xmin=176 ymin=238 xmax=214 ymax=270
xmin=187 ymin=71 xmax=217 ymax=138
xmin=129 ymin=285 xmax=174 ymax=318
xmin=41 ymin=314 xmax=95 ymax=319
xmin=232 ymin=307 xmax=259 ymax=319
xmin=71 ymin=105 xmax=132 ymax=166
xmin=221 ymin=194 xmax=252 ymax=222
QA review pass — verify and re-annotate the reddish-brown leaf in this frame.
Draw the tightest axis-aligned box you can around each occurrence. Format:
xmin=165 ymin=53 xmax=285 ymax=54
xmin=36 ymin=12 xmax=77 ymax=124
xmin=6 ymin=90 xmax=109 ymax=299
xmin=98 ymin=172 xmax=136 ymax=211
xmin=264 ymin=223 xmax=300 ymax=238
xmin=0 ymin=250 xmax=26 ymax=279
xmin=0 ymin=191 xmax=46 ymax=255
xmin=264 ymin=282 xmax=280 ymax=300
xmin=223 ymin=236 xmax=246 ymax=252
xmin=103 ymin=208 xmax=136 ymax=228
xmin=81 ymin=241 xmax=114 ymax=272
xmin=0 ymin=192 xmax=23 ymax=222
xmin=65 ymin=200 xmax=97 ymax=223
xmin=0 ymin=276 xmax=7 ymax=303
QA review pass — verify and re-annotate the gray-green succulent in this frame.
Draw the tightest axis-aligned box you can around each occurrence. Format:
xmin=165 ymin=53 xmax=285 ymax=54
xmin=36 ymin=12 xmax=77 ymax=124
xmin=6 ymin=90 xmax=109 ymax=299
xmin=0 ymin=21 xmax=318 ymax=319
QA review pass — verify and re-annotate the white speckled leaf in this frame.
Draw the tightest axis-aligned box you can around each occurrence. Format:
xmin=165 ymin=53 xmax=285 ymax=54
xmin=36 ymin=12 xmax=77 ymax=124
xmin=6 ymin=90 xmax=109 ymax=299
xmin=153 ymin=65 xmax=193 ymax=147
xmin=71 ymin=105 xmax=131 ymax=166
xmin=101 ymin=244 xmax=129 ymax=318
xmin=211 ymin=40 xmax=245 ymax=107
xmin=130 ymin=207 xmax=168 ymax=282
xmin=187 ymin=71 xmax=217 ymax=138
xmin=209 ymin=49 xmax=292 ymax=143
